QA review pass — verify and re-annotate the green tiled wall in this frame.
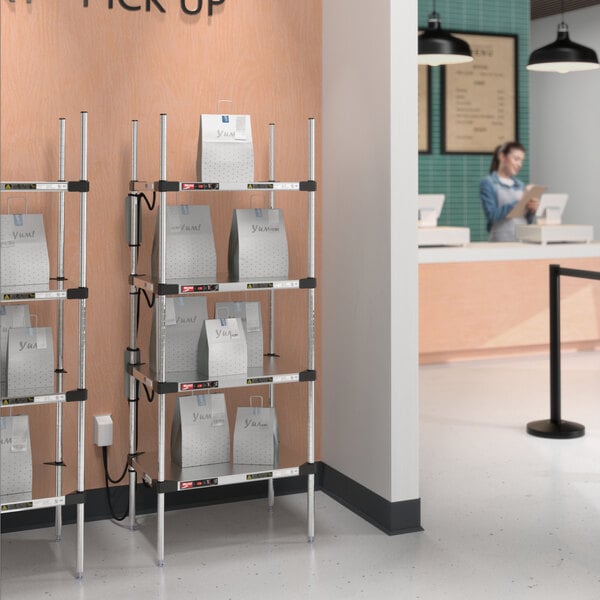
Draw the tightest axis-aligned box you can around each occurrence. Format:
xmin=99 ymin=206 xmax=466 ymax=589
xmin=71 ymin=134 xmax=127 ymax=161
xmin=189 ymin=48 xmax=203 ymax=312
xmin=418 ymin=0 xmax=531 ymax=241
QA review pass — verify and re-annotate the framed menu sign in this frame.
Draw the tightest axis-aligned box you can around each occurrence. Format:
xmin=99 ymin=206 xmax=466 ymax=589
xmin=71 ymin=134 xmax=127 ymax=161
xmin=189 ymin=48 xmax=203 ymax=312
xmin=418 ymin=64 xmax=431 ymax=154
xmin=441 ymin=33 xmax=517 ymax=154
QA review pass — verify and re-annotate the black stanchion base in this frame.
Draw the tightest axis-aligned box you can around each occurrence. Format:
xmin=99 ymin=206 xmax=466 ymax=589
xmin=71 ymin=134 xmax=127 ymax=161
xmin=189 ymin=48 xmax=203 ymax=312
xmin=526 ymin=419 xmax=585 ymax=439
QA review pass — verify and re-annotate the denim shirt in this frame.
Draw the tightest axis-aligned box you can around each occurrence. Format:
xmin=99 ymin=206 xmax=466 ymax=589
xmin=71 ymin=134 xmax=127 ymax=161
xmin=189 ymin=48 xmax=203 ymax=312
xmin=480 ymin=171 xmax=529 ymax=242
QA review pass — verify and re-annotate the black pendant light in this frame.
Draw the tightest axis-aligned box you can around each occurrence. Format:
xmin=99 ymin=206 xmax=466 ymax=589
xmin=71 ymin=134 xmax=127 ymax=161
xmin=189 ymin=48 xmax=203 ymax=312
xmin=418 ymin=1 xmax=473 ymax=67
xmin=527 ymin=0 xmax=599 ymax=73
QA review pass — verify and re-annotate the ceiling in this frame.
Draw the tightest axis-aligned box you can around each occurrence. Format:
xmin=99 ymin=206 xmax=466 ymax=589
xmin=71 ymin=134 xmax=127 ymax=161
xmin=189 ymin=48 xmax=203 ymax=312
xmin=532 ymin=0 xmax=600 ymax=19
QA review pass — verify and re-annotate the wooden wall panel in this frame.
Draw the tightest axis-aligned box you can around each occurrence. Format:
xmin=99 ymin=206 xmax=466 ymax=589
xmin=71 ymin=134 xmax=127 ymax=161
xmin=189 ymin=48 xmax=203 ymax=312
xmin=0 ymin=0 xmax=322 ymax=492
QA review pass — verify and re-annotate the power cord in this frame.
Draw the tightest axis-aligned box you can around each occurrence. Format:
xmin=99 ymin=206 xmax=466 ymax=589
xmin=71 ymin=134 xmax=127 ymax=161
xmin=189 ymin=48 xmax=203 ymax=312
xmin=102 ymin=446 xmax=130 ymax=522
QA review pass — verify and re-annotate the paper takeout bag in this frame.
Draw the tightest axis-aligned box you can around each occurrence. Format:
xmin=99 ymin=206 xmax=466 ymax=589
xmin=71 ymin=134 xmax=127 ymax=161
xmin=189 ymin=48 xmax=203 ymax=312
xmin=171 ymin=393 xmax=230 ymax=467
xmin=197 ymin=114 xmax=254 ymax=183
xmin=0 ymin=305 xmax=31 ymax=396
xmin=0 ymin=415 xmax=33 ymax=500
xmin=150 ymin=296 xmax=208 ymax=374
xmin=6 ymin=326 xmax=54 ymax=397
xmin=198 ymin=318 xmax=247 ymax=377
xmin=233 ymin=397 xmax=278 ymax=465
xmin=228 ymin=208 xmax=288 ymax=280
xmin=0 ymin=214 xmax=50 ymax=294
xmin=151 ymin=205 xmax=217 ymax=281
xmin=215 ymin=302 xmax=263 ymax=368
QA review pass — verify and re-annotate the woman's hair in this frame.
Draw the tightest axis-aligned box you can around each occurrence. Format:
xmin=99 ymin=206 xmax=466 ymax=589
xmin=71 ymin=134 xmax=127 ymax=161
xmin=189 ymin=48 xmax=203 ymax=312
xmin=489 ymin=141 xmax=526 ymax=173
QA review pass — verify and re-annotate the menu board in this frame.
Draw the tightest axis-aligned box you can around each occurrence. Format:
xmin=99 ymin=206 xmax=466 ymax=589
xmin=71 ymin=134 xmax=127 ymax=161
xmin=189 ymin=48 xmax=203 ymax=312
xmin=418 ymin=65 xmax=430 ymax=154
xmin=442 ymin=33 xmax=517 ymax=154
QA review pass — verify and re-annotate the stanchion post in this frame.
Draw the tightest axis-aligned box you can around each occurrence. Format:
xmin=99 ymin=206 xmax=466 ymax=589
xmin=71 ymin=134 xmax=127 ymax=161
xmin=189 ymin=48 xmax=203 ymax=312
xmin=526 ymin=264 xmax=585 ymax=439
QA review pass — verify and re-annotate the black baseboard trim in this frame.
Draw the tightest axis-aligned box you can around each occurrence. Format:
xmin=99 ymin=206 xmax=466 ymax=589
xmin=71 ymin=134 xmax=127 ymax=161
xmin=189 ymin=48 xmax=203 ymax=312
xmin=0 ymin=470 xmax=318 ymax=534
xmin=0 ymin=462 xmax=422 ymax=537
xmin=319 ymin=463 xmax=422 ymax=535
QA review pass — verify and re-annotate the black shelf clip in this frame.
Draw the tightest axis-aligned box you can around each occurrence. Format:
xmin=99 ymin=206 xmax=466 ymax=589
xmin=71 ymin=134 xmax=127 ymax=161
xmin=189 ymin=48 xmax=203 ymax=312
xmin=156 ymin=283 xmax=180 ymax=296
xmin=299 ymin=462 xmax=316 ymax=476
xmin=68 ymin=180 xmax=90 ymax=193
xmin=300 ymin=180 xmax=317 ymax=192
xmin=300 ymin=277 xmax=317 ymax=289
xmin=299 ymin=370 xmax=317 ymax=382
xmin=66 ymin=388 xmax=88 ymax=402
xmin=155 ymin=180 xmax=179 ymax=192
xmin=67 ymin=287 xmax=89 ymax=300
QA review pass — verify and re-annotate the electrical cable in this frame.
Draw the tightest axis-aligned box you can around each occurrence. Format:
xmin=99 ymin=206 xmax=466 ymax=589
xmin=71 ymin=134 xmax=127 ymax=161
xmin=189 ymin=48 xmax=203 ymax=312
xmin=102 ymin=446 xmax=129 ymax=521
xmin=134 ymin=191 xmax=155 ymax=212
xmin=143 ymin=383 xmax=155 ymax=403
xmin=135 ymin=289 xmax=154 ymax=331
xmin=147 ymin=191 xmax=157 ymax=211
xmin=103 ymin=446 xmax=129 ymax=484
xmin=141 ymin=289 xmax=155 ymax=308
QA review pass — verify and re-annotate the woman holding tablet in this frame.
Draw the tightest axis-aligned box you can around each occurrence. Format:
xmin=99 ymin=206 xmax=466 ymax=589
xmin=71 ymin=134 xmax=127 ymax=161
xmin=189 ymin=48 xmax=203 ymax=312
xmin=480 ymin=141 xmax=540 ymax=242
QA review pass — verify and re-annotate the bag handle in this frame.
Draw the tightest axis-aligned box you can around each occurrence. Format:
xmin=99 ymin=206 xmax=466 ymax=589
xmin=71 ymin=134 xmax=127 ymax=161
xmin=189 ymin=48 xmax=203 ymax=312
xmin=217 ymin=99 xmax=234 ymax=115
xmin=215 ymin=306 xmax=230 ymax=319
xmin=4 ymin=196 xmax=28 ymax=215
xmin=250 ymin=193 xmax=267 ymax=209
xmin=249 ymin=395 xmax=263 ymax=408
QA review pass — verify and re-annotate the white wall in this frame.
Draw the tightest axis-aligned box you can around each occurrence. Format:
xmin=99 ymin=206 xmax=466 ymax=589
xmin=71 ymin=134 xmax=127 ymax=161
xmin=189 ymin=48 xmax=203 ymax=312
xmin=530 ymin=6 xmax=600 ymax=234
xmin=322 ymin=1 xmax=419 ymax=502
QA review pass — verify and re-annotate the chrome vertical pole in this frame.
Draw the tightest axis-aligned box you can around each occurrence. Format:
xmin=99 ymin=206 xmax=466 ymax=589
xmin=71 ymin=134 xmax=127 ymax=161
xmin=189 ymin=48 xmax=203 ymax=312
xmin=128 ymin=120 xmax=140 ymax=531
xmin=156 ymin=113 xmax=168 ymax=567
xmin=267 ymin=122 xmax=276 ymax=510
xmin=268 ymin=122 xmax=276 ymax=353
xmin=55 ymin=117 xmax=66 ymax=542
xmin=307 ymin=118 xmax=316 ymax=543
xmin=76 ymin=110 xmax=88 ymax=579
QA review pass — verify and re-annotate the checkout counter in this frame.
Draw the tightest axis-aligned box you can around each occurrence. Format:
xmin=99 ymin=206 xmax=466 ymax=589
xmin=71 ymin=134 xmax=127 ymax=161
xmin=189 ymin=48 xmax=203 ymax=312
xmin=418 ymin=195 xmax=600 ymax=363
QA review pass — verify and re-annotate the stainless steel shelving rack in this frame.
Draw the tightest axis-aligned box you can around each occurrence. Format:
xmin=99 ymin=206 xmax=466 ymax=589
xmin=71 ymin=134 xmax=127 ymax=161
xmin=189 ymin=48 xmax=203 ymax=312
xmin=0 ymin=112 xmax=89 ymax=579
xmin=126 ymin=114 xmax=316 ymax=566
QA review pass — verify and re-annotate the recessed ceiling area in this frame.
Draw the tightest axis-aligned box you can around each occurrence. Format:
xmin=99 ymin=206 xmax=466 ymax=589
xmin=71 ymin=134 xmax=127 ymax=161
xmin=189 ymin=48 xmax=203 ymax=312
xmin=532 ymin=0 xmax=600 ymax=19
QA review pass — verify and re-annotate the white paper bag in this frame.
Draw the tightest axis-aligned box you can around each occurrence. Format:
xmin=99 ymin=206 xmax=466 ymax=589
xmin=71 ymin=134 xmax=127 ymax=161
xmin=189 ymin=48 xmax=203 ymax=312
xmin=171 ymin=393 xmax=230 ymax=467
xmin=198 ymin=318 xmax=247 ymax=377
xmin=150 ymin=296 xmax=208 ymax=374
xmin=228 ymin=208 xmax=288 ymax=280
xmin=0 ymin=414 xmax=33 ymax=500
xmin=0 ymin=214 xmax=50 ymax=294
xmin=197 ymin=114 xmax=254 ymax=183
xmin=151 ymin=205 xmax=217 ymax=281
xmin=215 ymin=302 xmax=263 ymax=368
xmin=6 ymin=326 xmax=54 ymax=397
xmin=0 ymin=305 xmax=31 ymax=396
xmin=233 ymin=398 xmax=278 ymax=465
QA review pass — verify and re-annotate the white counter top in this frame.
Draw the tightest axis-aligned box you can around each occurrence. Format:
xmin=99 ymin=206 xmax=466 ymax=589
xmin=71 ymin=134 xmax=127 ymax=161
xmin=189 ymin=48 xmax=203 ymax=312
xmin=419 ymin=241 xmax=600 ymax=264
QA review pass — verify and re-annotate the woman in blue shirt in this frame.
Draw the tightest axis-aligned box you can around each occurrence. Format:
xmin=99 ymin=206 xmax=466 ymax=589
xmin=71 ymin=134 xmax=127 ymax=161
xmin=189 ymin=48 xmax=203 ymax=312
xmin=480 ymin=141 xmax=540 ymax=242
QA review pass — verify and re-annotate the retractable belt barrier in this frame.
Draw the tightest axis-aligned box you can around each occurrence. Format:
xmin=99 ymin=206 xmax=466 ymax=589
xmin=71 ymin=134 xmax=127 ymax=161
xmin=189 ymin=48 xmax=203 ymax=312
xmin=526 ymin=264 xmax=600 ymax=439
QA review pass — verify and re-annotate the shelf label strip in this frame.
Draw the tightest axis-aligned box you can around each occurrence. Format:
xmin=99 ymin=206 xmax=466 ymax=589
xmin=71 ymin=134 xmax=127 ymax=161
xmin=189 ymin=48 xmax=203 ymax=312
xmin=178 ymin=477 xmax=219 ymax=491
xmin=1 ymin=393 xmax=65 ymax=406
xmin=1 ymin=496 xmax=65 ymax=513
xmin=0 ymin=182 xmax=69 ymax=191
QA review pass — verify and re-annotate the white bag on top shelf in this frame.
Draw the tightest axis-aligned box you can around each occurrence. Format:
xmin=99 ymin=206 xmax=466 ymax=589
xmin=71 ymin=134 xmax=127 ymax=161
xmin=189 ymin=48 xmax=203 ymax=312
xmin=0 ymin=305 xmax=30 ymax=397
xmin=151 ymin=204 xmax=217 ymax=282
xmin=0 ymin=213 xmax=50 ymax=294
xmin=0 ymin=414 xmax=33 ymax=501
xmin=171 ymin=393 xmax=230 ymax=467
xmin=198 ymin=317 xmax=247 ymax=378
xmin=214 ymin=301 xmax=263 ymax=368
xmin=150 ymin=296 xmax=208 ymax=375
xmin=197 ymin=114 xmax=254 ymax=183
xmin=228 ymin=208 xmax=288 ymax=280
